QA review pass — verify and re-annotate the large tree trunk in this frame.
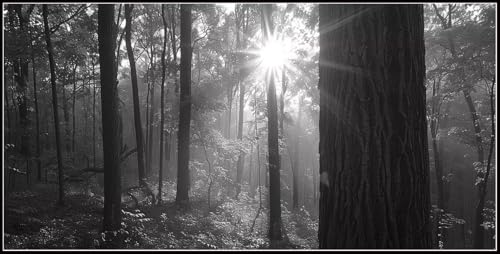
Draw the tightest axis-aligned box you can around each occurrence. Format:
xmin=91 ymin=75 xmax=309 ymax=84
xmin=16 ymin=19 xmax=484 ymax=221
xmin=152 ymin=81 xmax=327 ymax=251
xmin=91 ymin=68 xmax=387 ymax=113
xmin=235 ymin=80 xmax=245 ymax=199
xmin=318 ymin=5 xmax=431 ymax=248
xmin=261 ymin=4 xmax=282 ymax=242
xmin=98 ymin=4 xmax=122 ymax=231
xmin=176 ymin=4 xmax=192 ymax=204
xmin=125 ymin=4 xmax=146 ymax=186
xmin=42 ymin=4 xmax=65 ymax=206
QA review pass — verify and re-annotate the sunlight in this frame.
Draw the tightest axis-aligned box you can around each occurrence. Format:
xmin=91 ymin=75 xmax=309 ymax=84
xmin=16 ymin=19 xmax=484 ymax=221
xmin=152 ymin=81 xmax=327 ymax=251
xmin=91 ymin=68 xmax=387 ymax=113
xmin=250 ymin=33 xmax=297 ymax=85
xmin=258 ymin=36 xmax=287 ymax=70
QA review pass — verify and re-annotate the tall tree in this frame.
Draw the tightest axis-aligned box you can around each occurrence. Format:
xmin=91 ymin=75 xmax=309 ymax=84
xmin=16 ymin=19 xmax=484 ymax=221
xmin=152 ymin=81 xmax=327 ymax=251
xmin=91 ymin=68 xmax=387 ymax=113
xmin=318 ymin=5 xmax=431 ymax=248
xmin=98 ymin=4 xmax=122 ymax=231
xmin=125 ymin=4 xmax=146 ymax=186
xmin=235 ymin=4 xmax=247 ymax=199
xmin=72 ymin=64 xmax=77 ymax=154
xmin=42 ymin=4 xmax=64 ymax=205
xmin=176 ymin=4 xmax=192 ymax=204
xmin=30 ymin=27 xmax=41 ymax=182
xmin=262 ymin=4 xmax=282 ymax=242
xmin=158 ymin=4 xmax=168 ymax=205
xmin=13 ymin=4 xmax=33 ymax=157
xmin=431 ymin=4 xmax=492 ymax=248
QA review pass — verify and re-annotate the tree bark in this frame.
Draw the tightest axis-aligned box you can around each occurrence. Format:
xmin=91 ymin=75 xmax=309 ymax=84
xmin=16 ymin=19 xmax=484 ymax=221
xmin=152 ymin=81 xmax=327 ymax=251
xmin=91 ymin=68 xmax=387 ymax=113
xmin=125 ymin=4 xmax=146 ymax=186
xmin=98 ymin=4 xmax=122 ymax=231
xmin=176 ymin=4 xmax=192 ymax=204
xmin=318 ymin=4 xmax=431 ymax=248
xmin=42 ymin=4 xmax=65 ymax=206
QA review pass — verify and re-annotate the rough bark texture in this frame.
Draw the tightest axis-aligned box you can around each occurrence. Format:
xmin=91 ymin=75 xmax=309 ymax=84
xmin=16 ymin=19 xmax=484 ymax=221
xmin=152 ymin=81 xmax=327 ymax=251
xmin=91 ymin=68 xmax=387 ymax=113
xmin=125 ymin=4 xmax=146 ymax=186
xmin=262 ymin=4 xmax=282 ymax=242
xmin=318 ymin=4 xmax=431 ymax=248
xmin=176 ymin=4 xmax=192 ymax=204
xmin=43 ymin=4 xmax=65 ymax=206
xmin=98 ymin=4 xmax=122 ymax=231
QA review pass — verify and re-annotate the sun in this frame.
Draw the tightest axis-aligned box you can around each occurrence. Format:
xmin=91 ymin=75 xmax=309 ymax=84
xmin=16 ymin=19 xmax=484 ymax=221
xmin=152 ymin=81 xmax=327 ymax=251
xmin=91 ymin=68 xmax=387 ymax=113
xmin=258 ymin=36 xmax=287 ymax=71
xmin=241 ymin=31 xmax=299 ymax=87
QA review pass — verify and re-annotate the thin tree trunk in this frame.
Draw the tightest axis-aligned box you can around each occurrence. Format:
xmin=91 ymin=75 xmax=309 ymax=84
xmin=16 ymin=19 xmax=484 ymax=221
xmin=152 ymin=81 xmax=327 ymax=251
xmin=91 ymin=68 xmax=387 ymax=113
xmin=432 ymin=5 xmax=487 ymax=247
xmin=98 ymin=4 xmax=122 ymax=231
xmin=62 ymin=74 xmax=71 ymax=153
xmin=292 ymin=94 xmax=303 ymax=209
xmin=125 ymin=4 xmax=146 ymax=186
xmin=318 ymin=4 xmax=431 ymax=248
xmin=169 ymin=5 xmax=178 ymax=94
xmin=6 ymin=72 xmax=12 ymax=144
xmin=145 ymin=73 xmax=150 ymax=172
xmin=158 ymin=4 xmax=168 ymax=205
xmin=429 ymin=78 xmax=447 ymax=247
xmin=92 ymin=58 xmax=97 ymax=168
xmin=13 ymin=5 xmax=31 ymax=157
xmin=42 ymin=4 xmax=64 ymax=206
xmin=235 ymin=80 xmax=245 ymax=199
xmin=31 ymin=39 xmax=41 ymax=181
xmin=72 ymin=64 xmax=77 ymax=154
xmin=472 ymin=81 xmax=495 ymax=249
xmin=176 ymin=4 xmax=192 ymax=204
xmin=261 ymin=4 xmax=282 ymax=242
xmin=148 ymin=52 xmax=156 ymax=175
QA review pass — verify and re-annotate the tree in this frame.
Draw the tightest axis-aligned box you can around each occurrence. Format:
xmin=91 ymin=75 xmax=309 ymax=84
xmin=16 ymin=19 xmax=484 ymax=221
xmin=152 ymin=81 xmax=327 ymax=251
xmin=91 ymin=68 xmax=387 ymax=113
xmin=318 ymin=4 xmax=431 ymax=248
xmin=98 ymin=4 xmax=122 ymax=231
xmin=430 ymin=4 xmax=495 ymax=248
xmin=42 ymin=4 xmax=65 ymax=206
xmin=261 ymin=4 xmax=282 ymax=242
xmin=235 ymin=4 xmax=249 ymax=199
xmin=158 ymin=4 xmax=168 ymax=204
xmin=176 ymin=4 xmax=192 ymax=204
xmin=124 ymin=4 xmax=146 ymax=187
xmin=12 ymin=4 xmax=33 ymax=158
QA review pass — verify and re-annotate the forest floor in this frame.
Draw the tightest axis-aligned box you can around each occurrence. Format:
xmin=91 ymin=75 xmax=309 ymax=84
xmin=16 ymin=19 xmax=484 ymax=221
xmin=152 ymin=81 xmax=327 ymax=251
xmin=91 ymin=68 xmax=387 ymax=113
xmin=4 ymin=182 xmax=318 ymax=249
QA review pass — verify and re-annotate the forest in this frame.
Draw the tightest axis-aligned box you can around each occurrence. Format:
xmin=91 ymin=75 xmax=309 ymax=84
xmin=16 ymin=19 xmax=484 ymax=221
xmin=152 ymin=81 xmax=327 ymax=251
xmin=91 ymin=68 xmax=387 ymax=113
xmin=3 ymin=3 xmax=496 ymax=250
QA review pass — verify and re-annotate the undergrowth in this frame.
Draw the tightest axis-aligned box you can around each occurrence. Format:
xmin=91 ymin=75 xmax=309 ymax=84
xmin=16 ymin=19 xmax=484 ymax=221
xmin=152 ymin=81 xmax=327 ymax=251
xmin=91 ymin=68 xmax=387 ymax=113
xmin=4 ymin=182 xmax=318 ymax=249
